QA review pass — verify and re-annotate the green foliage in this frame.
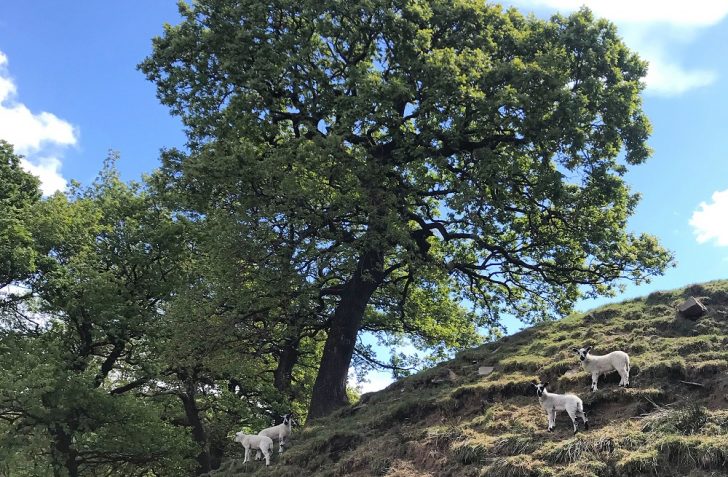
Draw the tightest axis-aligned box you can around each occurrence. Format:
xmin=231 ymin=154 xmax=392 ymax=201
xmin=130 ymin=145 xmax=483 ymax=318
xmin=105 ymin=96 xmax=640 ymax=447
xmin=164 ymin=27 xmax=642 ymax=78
xmin=3 ymin=154 xmax=329 ymax=475
xmin=1 ymin=157 xmax=196 ymax=475
xmin=0 ymin=141 xmax=41 ymax=298
xmin=142 ymin=0 xmax=672 ymax=323
xmin=140 ymin=0 xmax=673 ymax=418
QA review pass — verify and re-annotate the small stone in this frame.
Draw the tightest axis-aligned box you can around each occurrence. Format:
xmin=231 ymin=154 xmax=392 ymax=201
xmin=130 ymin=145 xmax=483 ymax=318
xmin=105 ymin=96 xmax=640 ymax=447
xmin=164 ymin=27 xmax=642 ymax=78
xmin=447 ymin=369 xmax=458 ymax=382
xmin=678 ymin=296 xmax=707 ymax=319
xmin=478 ymin=366 xmax=494 ymax=376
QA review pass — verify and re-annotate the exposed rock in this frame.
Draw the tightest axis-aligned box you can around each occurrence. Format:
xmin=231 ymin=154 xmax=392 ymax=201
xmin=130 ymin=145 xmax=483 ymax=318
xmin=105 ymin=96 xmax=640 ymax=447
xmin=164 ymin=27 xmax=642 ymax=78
xmin=678 ymin=296 xmax=707 ymax=319
xmin=431 ymin=369 xmax=459 ymax=384
xmin=478 ymin=366 xmax=494 ymax=376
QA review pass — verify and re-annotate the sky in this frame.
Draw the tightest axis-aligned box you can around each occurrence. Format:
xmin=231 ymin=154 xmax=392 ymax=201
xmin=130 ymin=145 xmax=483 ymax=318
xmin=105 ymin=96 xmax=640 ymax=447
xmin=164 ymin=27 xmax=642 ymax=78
xmin=1 ymin=1 xmax=727 ymax=393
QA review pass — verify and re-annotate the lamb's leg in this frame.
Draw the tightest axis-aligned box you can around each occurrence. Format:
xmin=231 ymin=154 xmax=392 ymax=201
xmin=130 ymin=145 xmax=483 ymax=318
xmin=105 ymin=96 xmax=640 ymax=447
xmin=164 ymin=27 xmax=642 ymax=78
xmin=617 ymin=368 xmax=627 ymax=387
xmin=243 ymin=447 xmax=250 ymax=464
xmin=548 ymin=409 xmax=556 ymax=432
xmin=255 ymin=449 xmax=261 ymax=460
xmin=264 ymin=448 xmax=271 ymax=466
xmin=577 ymin=409 xmax=589 ymax=430
xmin=546 ymin=410 xmax=552 ymax=431
xmin=591 ymin=373 xmax=599 ymax=392
xmin=279 ymin=438 xmax=284 ymax=453
xmin=545 ymin=410 xmax=550 ymax=431
xmin=623 ymin=364 xmax=630 ymax=387
xmin=567 ymin=408 xmax=578 ymax=434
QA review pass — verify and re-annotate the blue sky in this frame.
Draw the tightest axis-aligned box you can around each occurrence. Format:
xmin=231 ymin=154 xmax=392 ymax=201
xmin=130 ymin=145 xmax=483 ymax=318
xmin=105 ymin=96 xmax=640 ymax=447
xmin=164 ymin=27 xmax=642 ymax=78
xmin=2 ymin=1 xmax=727 ymax=393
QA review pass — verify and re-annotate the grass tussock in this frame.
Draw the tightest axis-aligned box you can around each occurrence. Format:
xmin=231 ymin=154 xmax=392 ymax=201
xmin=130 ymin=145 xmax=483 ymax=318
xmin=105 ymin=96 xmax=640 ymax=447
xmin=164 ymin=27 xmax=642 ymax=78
xmin=554 ymin=460 xmax=609 ymax=477
xmin=452 ymin=439 xmax=491 ymax=465
xmin=641 ymin=404 xmax=709 ymax=435
xmin=492 ymin=433 xmax=542 ymax=456
xmin=616 ymin=448 xmax=659 ymax=475
xmin=535 ymin=435 xmax=615 ymax=464
xmin=656 ymin=435 xmax=728 ymax=471
xmin=480 ymin=455 xmax=554 ymax=477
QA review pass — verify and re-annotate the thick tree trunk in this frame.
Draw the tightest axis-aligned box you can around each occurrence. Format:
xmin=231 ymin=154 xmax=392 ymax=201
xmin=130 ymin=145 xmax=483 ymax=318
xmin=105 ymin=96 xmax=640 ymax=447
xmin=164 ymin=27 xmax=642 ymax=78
xmin=307 ymin=248 xmax=384 ymax=419
xmin=273 ymin=338 xmax=299 ymax=401
xmin=50 ymin=425 xmax=79 ymax=477
xmin=209 ymin=440 xmax=226 ymax=472
xmin=180 ymin=380 xmax=211 ymax=474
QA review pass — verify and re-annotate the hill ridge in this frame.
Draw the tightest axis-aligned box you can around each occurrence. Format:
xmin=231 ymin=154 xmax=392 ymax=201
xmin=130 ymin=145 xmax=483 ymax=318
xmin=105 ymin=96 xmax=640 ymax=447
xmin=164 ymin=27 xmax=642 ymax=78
xmin=219 ymin=280 xmax=728 ymax=477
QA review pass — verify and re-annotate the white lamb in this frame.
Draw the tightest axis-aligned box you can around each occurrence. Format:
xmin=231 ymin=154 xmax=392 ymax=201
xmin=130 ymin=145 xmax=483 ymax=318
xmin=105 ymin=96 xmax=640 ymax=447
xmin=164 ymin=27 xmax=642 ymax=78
xmin=257 ymin=413 xmax=295 ymax=455
xmin=532 ymin=381 xmax=588 ymax=434
xmin=233 ymin=432 xmax=273 ymax=466
xmin=573 ymin=346 xmax=630 ymax=392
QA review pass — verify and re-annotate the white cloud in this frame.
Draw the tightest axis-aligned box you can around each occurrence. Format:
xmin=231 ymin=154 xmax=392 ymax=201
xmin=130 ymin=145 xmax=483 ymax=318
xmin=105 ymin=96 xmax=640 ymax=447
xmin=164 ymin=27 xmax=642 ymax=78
xmin=0 ymin=105 xmax=76 ymax=154
xmin=513 ymin=0 xmax=728 ymax=27
xmin=690 ymin=189 xmax=728 ymax=246
xmin=0 ymin=50 xmax=77 ymax=194
xmin=507 ymin=0 xmax=728 ymax=96
xmin=641 ymin=48 xmax=717 ymax=96
xmin=19 ymin=157 xmax=67 ymax=196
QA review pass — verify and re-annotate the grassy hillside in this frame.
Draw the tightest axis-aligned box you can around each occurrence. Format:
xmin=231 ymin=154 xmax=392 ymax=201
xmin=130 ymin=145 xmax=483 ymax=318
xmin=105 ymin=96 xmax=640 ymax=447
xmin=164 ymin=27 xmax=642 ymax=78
xmin=215 ymin=280 xmax=728 ymax=477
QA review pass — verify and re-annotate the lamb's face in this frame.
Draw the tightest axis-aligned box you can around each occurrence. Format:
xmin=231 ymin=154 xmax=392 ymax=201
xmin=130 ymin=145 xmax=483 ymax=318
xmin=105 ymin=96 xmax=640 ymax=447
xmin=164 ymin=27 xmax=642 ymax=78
xmin=572 ymin=346 xmax=592 ymax=362
xmin=532 ymin=382 xmax=548 ymax=397
xmin=283 ymin=413 xmax=297 ymax=426
xmin=233 ymin=432 xmax=245 ymax=443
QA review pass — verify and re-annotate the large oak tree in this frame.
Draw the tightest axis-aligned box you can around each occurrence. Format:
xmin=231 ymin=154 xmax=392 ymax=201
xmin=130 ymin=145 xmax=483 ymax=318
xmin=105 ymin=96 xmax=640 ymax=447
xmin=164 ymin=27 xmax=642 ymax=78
xmin=141 ymin=0 xmax=672 ymax=418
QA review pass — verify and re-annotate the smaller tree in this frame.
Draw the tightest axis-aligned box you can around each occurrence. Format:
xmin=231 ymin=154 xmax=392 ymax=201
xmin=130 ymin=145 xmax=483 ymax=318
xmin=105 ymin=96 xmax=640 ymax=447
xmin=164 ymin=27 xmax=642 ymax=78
xmin=0 ymin=157 xmax=195 ymax=476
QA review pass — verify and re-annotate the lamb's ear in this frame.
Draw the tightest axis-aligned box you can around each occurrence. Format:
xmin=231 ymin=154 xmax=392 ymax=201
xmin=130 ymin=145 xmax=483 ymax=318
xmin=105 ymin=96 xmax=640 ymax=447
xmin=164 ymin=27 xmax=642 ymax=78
xmin=571 ymin=348 xmax=580 ymax=353
xmin=586 ymin=346 xmax=593 ymax=353
xmin=543 ymin=381 xmax=549 ymax=388
xmin=531 ymin=381 xmax=539 ymax=387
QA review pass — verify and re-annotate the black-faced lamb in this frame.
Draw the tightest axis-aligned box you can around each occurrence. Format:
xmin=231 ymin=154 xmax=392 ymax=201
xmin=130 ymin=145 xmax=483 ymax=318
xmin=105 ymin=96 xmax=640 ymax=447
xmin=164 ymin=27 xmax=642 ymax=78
xmin=257 ymin=413 xmax=295 ymax=454
xmin=531 ymin=381 xmax=588 ymax=434
xmin=234 ymin=432 xmax=273 ymax=466
xmin=572 ymin=346 xmax=630 ymax=391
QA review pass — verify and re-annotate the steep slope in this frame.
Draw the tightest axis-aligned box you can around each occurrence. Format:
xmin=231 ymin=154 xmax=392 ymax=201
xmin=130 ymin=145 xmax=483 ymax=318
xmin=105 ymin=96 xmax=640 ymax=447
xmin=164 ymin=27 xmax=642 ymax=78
xmin=220 ymin=280 xmax=728 ymax=477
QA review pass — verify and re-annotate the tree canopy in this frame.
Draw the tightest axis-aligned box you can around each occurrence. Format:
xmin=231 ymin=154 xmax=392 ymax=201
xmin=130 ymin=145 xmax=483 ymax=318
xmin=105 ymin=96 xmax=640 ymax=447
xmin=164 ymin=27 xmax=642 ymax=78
xmin=141 ymin=0 xmax=672 ymax=418
xmin=0 ymin=157 xmax=326 ymax=476
xmin=1 ymin=141 xmax=41 ymax=302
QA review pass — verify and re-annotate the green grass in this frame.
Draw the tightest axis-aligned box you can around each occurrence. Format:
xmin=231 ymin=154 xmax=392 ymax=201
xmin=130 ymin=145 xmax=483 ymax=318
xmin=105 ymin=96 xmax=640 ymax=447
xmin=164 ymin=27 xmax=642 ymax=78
xmin=225 ymin=280 xmax=728 ymax=477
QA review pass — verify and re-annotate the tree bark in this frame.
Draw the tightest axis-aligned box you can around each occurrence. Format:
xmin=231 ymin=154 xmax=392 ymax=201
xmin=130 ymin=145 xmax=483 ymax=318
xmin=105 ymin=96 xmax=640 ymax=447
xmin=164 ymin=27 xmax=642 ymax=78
xmin=50 ymin=424 xmax=79 ymax=477
xmin=273 ymin=337 xmax=299 ymax=402
xmin=307 ymin=248 xmax=384 ymax=419
xmin=179 ymin=380 xmax=211 ymax=474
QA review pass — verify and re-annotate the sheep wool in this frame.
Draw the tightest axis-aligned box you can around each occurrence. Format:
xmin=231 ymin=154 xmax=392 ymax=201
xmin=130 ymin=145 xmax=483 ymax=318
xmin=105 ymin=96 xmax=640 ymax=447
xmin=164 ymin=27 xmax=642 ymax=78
xmin=258 ymin=414 xmax=295 ymax=454
xmin=573 ymin=346 xmax=630 ymax=391
xmin=532 ymin=382 xmax=588 ymax=435
xmin=234 ymin=433 xmax=274 ymax=466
